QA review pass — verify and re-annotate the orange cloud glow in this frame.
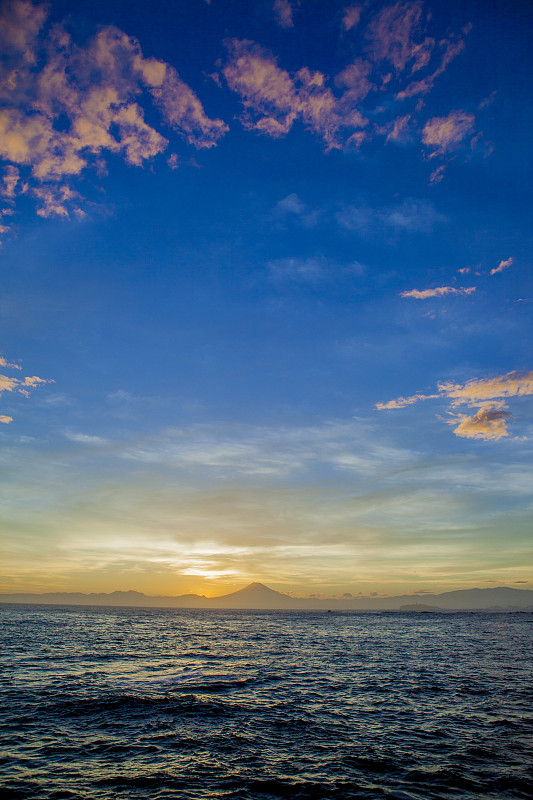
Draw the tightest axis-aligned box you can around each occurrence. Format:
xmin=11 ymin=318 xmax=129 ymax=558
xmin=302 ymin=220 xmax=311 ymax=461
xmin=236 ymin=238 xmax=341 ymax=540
xmin=447 ymin=404 xmax=512 ymax=440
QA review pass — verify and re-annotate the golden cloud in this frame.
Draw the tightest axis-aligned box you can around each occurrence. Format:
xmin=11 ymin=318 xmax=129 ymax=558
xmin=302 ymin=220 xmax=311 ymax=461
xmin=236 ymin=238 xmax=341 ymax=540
xmin=0 ymin=354 xmax=53 ymax=420
xmin=439 ymin=371 xmax=533 ymax=407
xmin=447 ymin=404 xmax=512 ymax=441
xmin=376 ymin=393 xmax=438 ymax=410
xmin=377 ymin=370 xmax=533 ymax=441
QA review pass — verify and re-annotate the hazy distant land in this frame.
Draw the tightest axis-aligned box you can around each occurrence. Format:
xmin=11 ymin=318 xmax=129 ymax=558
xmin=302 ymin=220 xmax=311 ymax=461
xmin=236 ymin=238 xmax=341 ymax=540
xmin=1 ymin=582 xmax=532 ymax=611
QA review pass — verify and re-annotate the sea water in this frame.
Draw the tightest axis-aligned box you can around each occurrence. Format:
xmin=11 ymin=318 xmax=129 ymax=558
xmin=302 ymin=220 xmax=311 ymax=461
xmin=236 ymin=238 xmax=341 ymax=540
xmin=0 ymin=605 xmax=531 ymax=799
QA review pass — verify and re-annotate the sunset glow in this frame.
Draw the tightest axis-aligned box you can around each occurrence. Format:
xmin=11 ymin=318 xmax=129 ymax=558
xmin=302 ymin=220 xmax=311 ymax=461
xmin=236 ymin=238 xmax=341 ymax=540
xmin=1 ymin=0 xmax=531 ymax=599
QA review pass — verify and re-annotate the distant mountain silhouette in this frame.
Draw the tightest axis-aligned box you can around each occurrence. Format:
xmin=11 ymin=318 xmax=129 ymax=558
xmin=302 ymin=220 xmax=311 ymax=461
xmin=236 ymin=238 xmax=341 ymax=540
xmin=206 ymin=582 xmax=297 ymax=609
xmin=1 ymin=582 xmax=532 ymax=611
xmin=399 ymin=603 xmax=447 ymax=612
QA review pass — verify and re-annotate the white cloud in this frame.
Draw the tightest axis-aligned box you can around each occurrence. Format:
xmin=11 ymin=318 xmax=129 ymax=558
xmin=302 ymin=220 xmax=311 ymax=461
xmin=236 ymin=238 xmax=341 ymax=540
xmin=65 ymin=432 xmax=108 ymax=446
xmin=338 ymin=198 xmax=445 ymax=234
xmin=268 ymin=256 xmax=326 ymax=281
xmin=274 ymin=193 xmax=320 ymax=227
xmin=119 ymin=419 xmax=412 ymax=481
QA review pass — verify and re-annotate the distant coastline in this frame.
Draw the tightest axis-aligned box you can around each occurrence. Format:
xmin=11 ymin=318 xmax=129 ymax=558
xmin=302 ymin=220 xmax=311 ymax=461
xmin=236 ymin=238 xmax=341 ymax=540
xmin=1 ymin=582 xmax=532 ymax=611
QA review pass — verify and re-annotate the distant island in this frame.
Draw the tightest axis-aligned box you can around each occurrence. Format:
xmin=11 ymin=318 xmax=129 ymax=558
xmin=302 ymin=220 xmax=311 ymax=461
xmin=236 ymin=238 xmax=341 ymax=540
xmin=1 ymin=582 xmax=532 ymax=611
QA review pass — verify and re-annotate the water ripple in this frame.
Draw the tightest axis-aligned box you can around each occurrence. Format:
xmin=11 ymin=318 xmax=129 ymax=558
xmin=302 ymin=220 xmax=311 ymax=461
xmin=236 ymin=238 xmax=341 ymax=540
xmin=1 ymin=606 xmax=532 ymax=799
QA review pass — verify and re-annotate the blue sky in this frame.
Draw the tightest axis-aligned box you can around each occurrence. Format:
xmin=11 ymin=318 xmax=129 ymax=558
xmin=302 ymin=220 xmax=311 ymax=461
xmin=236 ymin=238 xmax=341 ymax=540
xmin=0 ymin=0 xmax=531 ymax=597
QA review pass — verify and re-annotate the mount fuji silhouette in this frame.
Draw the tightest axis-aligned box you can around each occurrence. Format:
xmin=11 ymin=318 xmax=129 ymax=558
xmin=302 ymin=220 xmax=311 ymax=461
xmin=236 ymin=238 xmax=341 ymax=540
xmin=1 ymin=582 xmax=532 ymax=611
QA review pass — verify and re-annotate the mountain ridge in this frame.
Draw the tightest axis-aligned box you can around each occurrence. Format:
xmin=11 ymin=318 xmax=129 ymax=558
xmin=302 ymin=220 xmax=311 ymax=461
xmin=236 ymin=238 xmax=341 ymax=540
xmin=1 ymin=582 xmax=532 ymax=611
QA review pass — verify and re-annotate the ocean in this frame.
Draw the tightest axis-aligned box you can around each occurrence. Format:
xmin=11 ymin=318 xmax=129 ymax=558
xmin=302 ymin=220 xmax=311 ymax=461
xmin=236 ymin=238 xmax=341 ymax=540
xmin=0 ymin=605 xmax=531 ymax=799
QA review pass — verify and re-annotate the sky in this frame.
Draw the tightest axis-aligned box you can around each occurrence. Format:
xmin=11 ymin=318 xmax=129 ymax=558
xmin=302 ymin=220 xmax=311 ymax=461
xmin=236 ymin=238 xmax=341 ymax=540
xmin=0 ymin=0 xmax=532 ymax=599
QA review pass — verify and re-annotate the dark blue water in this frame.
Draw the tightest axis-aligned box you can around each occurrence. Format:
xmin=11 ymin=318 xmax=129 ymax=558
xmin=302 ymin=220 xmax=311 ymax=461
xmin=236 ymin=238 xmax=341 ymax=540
xmin=0 ymin=605 xmax=531 ymax=799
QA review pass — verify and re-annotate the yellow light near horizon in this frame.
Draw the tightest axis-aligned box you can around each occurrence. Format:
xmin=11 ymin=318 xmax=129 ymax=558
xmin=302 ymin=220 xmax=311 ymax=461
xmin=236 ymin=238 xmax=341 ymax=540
xmin=181 ymin=566 xmax=240 ymax=580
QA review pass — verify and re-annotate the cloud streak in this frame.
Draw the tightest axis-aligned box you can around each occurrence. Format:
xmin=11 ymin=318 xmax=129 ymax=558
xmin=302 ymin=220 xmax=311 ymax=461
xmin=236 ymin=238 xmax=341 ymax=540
xmin=490 ymin=257 xmax=514 ymax=276
xmin=400 ymin=286 xmax=476 ymax=299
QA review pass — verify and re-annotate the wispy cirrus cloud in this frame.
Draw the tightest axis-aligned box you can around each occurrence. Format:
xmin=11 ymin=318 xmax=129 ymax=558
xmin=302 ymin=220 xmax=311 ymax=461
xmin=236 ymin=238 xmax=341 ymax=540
xmin=377 ymin=370 xmax=533 ymax=440
xmin=274 ymin=193 xmax=321 ymax=227
xmin=376 ymin=392 xmax=439 ymax=410
xmin=4 ymin=414 xmax=530 ymax=593
xmin=0 ymin=0 xmax=227 ymax=235
xmin=365 ymin=0 xmax=434 ymax=75
xmin=268 ymin=255 xmax=364 ymax=283
xmin=396 ymin=34 xmax=468 ymax=100
xmin=64 ymin=431 xmax=108 ymax=446
xmin=400 ymin=286 xmax=476 ymax=299
xmin=379 ymin=114 xmax=412 ymax=144
xmin=338 ymin=198 xmax=445 ymax=234
xmin=268 ymin=256 xmax=326 ymax=282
